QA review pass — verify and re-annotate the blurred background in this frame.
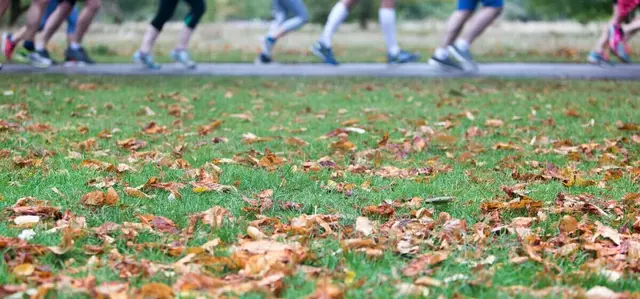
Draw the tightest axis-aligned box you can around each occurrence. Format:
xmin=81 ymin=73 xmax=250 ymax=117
xmin=1 ymin=0 xmax=636 ymax=63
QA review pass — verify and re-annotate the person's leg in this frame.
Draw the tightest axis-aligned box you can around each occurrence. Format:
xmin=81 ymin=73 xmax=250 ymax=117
xmin=379 ymin=0 xmax=399 ymax=56
xmin=259 ymin=0 xmax=308 ymax=62
xmin=609 ymin=0 xmax=634 ymax=62
xmin=623 ymin=16 xmax=640 ymax=37
xmin=3 ymin=0 xmax=50 ymax=62
xmin=69 ymin=0 xmax=100 ymax=46
xmin=259 ymin=0 xmax=287 ymax=61
xmin=272 ymin=0 xmax=309 ymax=39
xmin=378 ymin=0 xmax=419 ymax=63
xmin=175 ymin=0 xmax=206 ymax=50
xmin=139 ymin=0 xmax=179 ymax=54
xmin=320 ymin=0 xmax=359 ymax=47
xmin=312 ymin=0 xmax=358 ymax=65
xmin=170 ymin=0 xmax=206 ymax=68
xmin=37 ymin=2 xmax=73 ymax=51
xmin=134 ymin=0 xmax=179 ymax=69
xmin=0 ymin=0 xmax=9 ymax=19
xmin=589 ymin=2 xmax=618 ymax=64
xmin=428 ymin=0 xmax=476 ymax=70
xmin=457 ymin=0 xmax=503 ymax=46
xmin=65 ymin=4 xmax=79 ymax=45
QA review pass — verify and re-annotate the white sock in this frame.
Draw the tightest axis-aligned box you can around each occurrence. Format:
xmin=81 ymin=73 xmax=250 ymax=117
xmin=379 ymin=8 xmax=400 ymax=56
xmin=70 ymin=42 xmax=81 ymax=50
xmin=434 ymin=48 xmax=449 ymax=60
xmin=454 ymin=39 xmax=470 ymax=51
xmin=320 ymin=2 xmax=349 ymax=47
xmin=35 ymin=41 xmax=45 ymax=52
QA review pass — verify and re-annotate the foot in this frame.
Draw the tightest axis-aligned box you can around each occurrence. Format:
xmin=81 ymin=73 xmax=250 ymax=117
xmin=37 ymin=49 xmax=59 ymax=65
xmin=170 ymin=49 xmax=196 ymax=69
xmin=428 ymin=56 xmax=464 ymax=71
xmin=133 ymin=50 xmax=161 ymax=69
xmin=387 ymin=50 xmax=420 ymax=64
xmin=311 ymin=41 xmax=339 ymax=65
xmin=262 ymin=36 xmax=276 ymax=57
xmin=2 ymin=33 xmax=17 ymax=61
xmin=449 ymin=45 xmax=477 ymax=70
xmin=255 ymin=52 xmax=273 ymax=64
xmin=587 ymin=51 xmax=613 ymax=66
xmin=26 ymin=51 xmax=52 ymax=69
xmin=608 ymin=25 xmax=631 ymax=63
xmin=65 ymin=47 xmax=95 ymax=66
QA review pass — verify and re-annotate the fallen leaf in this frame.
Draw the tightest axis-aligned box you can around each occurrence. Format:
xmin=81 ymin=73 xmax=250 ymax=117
xmin=12 ymin=263 xmax=35 ymax=276
xmin=402 ymin=251 xmax=449 ymax=277
xmin=135 ymin=283 xmax=173 ymax=299
xmin=355 ymin=217 xmax=374 ymax=237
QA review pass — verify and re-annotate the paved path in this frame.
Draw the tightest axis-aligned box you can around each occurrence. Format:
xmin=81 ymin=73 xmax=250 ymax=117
xmin=1 ymin=63 xmax=639 ymax=80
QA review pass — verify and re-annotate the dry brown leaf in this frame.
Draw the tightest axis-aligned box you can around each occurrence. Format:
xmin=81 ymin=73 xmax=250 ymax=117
xmin=124 ymin=187 xmax=153 ymax=199
xmin=135 ymin=283 xmax=174 ymax=299
xmin=355 ymin=217 xmax=375 ymax=237
xmin=402 ymin=251 xmax=449 ymax=277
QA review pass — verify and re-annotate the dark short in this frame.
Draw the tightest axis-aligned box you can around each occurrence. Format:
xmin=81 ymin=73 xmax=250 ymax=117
xmin=457 ymin=0 xmax=504 ymax=11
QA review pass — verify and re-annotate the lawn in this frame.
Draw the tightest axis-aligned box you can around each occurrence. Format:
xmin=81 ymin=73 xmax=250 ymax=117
xmin=0 ymin=75 xmax=639 ymax=298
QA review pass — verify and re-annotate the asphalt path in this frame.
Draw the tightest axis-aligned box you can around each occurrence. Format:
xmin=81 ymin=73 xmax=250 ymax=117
xmin=1 ymin=62 xmax=639 ymax=80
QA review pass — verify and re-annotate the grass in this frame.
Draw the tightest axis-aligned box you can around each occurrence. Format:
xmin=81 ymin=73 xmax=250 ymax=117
xmin=0 ymin=75 xmax=639 ymax=298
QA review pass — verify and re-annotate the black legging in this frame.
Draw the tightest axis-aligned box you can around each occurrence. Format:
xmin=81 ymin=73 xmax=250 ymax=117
xmin=151 ymin=0 xmax=206 ymax=31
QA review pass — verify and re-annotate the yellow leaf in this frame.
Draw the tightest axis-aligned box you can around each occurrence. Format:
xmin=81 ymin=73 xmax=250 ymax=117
xmin=13 ymin=263 xmax=35 ymax=276
xmin=344 ymin=269 xmax=356 ymax=285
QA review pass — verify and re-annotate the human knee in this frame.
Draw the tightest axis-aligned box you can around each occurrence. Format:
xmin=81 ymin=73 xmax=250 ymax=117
xmin=85 ymin=0 xmax=101 ymax=11
xmin=186 ymin=0 xmax=206 ymax=29
xmin=297 ymin=8 xmax=309 ymax=24
xmin=380 ymin=0 xmax=395 ymax=8
xmin=342 ymin=0 xmax=359 ymax=10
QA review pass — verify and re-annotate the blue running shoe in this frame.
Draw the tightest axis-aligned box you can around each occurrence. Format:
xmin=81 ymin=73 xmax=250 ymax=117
xmin=428 ymin=56 xmax=463 ymax=71
xmin=587 ymin=51 xmax=613 ymax=66
xmin=170 ymin=49 xmax=196 ymax=69
xmin=608 ymin=25 xmax=631 ymax=63
xmin=133 ymin=50 xmax=161 ymax=69
xmin=311 ymin=41 xmax=339 ymax=65
xmin=388 ymin=50 xmax=420 ymax=64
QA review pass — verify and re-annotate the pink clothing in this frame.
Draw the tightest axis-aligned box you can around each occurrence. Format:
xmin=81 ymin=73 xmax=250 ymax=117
xmin=618 ymin=0 xmax=640 ymax=19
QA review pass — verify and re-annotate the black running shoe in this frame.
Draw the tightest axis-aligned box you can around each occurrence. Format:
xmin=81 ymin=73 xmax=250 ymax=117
xmin=65 ymin=47 xmax=95 ymax=65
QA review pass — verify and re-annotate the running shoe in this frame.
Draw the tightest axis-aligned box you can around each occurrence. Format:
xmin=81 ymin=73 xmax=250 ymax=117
xmin=170 ymin=49 xmax=196 ymax=69
xmin=2 ymin=33 xmax=17 ymax=61
xmin=262 ymin=36 xmax=276 ymax=57
xmin=65 ymin=47 xmax=95 ymax=66
xmin=37 ymin=49 xmax=59 ymax=65
xmin=26 ymin=51 xmax=52 ymax=68
xmin=587 ymin=51 xmax=613 ymax=66
xmin=388 ymin=50 xmax=420 ymax=64
xmin=311 ymin=41 xmax=339 ymax=65
xmin=428 ymin=56 xmax=464 ymax=71
xmin=608 ymin=25 xmax=631 ymax=63
xmin=133 ymin=50 xmax=161 ymax=69
xmin=255 ymin=52 xmax=273 ymax=64
xmin=0 ymin=62 xmax=3 ymax=71
xmin=449 ymin=45 xmax=478 ymax=70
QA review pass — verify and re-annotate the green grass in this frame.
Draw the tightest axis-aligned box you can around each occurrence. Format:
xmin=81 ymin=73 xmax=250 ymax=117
xmin=0 ymin=75 xmax=639 ymax=298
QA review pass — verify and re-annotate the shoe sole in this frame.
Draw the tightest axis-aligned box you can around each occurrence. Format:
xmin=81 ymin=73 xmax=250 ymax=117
xmin=449 ymin=47 xmax=478 ymax=71
xmin=428 ymin=59 xmax=464 ymax=72
xmin=310 ymin=45 xmax=338 ymax=66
